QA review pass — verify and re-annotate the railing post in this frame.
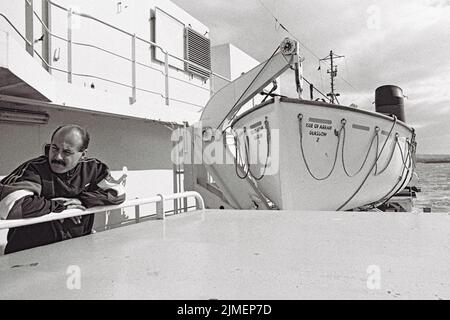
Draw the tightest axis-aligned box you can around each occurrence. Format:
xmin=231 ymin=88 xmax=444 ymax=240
xmin=156 ymin=194 xmax=165 ymax=220
xmin=195 ymin=196 xmax=199 ymax=210
xmin=173 ymin=140 xmax=179 ymax=215
xmin=209 ymin=73 xmax=214 ymax=97
xmin=130 ymin=33 xmax=136 ymax=104
xmin=42 ymin=0 xmax=52 ymax=73
xmin=25 ymin=0 xmax=34 ymax=56
xmin=164 ymin=50 xmax=169 ymax=105
xmin=192 ymin=193 xmax=204 ymax=210
xmin=134 ymin=205 xmax=140 ymax=223
xmin=67 ymin=8 xmax=73 ymax=83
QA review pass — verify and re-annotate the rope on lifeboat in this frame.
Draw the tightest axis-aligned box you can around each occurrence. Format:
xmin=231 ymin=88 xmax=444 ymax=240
xmin=397 ymin=137 xmax=413 ymax=167
xmin=233 ymin=128 xmax=250 ymax=179
xmin=368 ymin=132 xmax=416 ymax=209
xmin=233 ymin=118 xmax=272 ymax=181
xmin=247 ymin=117 xmax=271 ymax=181
xmin=341 ymin=125 xmax=380 ymax=177
xmin=296 ymin=110 xmax=415 ymax=211
xmin=336 ymin=116 xmax=398 ymax=211
xmin=374 ymin=133 xmax=399 ymax=176
xmin=297 ymin=114 xmax=345 ymax=181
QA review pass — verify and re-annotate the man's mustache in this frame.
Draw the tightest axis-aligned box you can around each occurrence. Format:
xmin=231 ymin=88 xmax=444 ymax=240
xmin=51 ymin=159 xmax=65 ymax=166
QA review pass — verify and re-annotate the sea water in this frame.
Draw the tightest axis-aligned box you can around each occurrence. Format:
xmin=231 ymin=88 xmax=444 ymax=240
xmin=414 ymin=163 xmax=450 ymax=213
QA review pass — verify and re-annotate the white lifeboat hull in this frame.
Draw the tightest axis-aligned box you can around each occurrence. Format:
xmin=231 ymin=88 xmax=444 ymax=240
xmin=231 ymin=97 xmax=416 ymax=211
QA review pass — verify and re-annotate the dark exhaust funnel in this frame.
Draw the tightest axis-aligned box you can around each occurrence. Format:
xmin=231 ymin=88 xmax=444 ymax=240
xmin=375 ymin=85 xmax=405 ymax=122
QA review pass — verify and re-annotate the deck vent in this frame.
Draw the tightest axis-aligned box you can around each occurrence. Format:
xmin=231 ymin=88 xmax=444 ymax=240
xmin=185 ymin=27 xmax=211 ymax=79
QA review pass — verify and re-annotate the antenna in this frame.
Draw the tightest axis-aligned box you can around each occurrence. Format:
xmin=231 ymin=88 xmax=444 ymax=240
xmin=320 ymin=50 xmax=344 ymax=104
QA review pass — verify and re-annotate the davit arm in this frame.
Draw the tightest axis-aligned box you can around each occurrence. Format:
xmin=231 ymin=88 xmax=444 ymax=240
xmin=200 ymin=38 xmax=304 ymax=131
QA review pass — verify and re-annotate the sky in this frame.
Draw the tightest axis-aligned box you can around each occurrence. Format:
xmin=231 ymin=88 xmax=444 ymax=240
xmin=172 ymin=0 xmax=450 ymax=154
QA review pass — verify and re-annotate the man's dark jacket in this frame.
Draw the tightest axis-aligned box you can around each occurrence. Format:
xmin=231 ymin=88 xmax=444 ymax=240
xmin=0 ymin=155 xmax=126 ymax=254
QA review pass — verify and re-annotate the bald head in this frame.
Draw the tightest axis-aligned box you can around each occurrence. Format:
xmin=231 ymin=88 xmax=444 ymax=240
xmin=48 ymin=125 xmax=90 ymax=173
xmin=51 ymin=125 xmax=90 ymax=152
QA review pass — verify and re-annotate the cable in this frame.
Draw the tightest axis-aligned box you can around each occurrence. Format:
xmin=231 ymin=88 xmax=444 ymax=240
xmin=256 ymin=0 xmax=358 ymax=91
xmin=302 ymin=77 xmax=329 ymax=101
xmin=335 ymin=96 xmax=340 ymax=105
xmin=256 ymin=0 xmax=321 ymax=60
xmin=343 ymin=56 xmax=355 ymax=91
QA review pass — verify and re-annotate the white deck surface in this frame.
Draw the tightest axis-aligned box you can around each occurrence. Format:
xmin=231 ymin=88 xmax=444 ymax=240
xmin=0 ymin=209 xmax=448 ymax=300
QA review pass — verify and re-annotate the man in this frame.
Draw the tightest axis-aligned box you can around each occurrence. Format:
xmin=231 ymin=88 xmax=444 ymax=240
xmin=0 ymin=125 xmax=126 ymax=254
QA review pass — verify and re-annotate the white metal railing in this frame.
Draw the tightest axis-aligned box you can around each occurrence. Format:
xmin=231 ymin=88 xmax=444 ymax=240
xmin=0 ymin=1 xmax=231 ymax=108
xmin=0 ymin=191 xmax=205 ymax=230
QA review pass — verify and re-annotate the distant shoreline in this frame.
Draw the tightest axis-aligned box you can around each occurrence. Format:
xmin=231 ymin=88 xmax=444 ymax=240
xmin=418 ymin=160 xmax=450 ymax=164
xmin=416 ymin=154 xmax=450 ymax=164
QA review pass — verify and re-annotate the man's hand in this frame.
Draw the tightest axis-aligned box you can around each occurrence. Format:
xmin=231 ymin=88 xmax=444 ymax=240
xmin=53 ymin=197 xmax=85 ymax=209
xmin=52 ymin=198 xmax=86 ymax=224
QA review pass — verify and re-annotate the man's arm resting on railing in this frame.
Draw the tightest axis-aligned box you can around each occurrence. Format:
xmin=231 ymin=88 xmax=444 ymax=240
xmin=79 ymin=189 xmax=126 ymax=208
xmin=0 ymin=183 xmax=66 ymax=220
xmin=5 ymin=195 xmax=67 ymax=220
xmin=78 ymin=169 xmax=126 ymax=208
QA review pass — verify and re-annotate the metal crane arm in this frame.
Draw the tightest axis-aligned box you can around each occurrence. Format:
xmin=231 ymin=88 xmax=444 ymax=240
xmin=200 ymin=38 xmax=302 ymax=130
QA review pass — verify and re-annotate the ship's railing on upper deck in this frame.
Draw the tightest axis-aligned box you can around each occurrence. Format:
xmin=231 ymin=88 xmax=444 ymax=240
xmin=0 ymin=191 xmax=205 ymax=230
xmin=0 ymin=0 xmax=231 ymax=109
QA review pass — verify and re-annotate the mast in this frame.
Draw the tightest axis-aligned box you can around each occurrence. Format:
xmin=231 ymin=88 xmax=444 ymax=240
xmin=320 ymin=50 xmax=344 ymax=104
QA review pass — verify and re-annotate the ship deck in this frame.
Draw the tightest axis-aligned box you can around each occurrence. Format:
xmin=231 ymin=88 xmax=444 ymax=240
xmin=0 ymin=209 xmax=448 ymax=299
